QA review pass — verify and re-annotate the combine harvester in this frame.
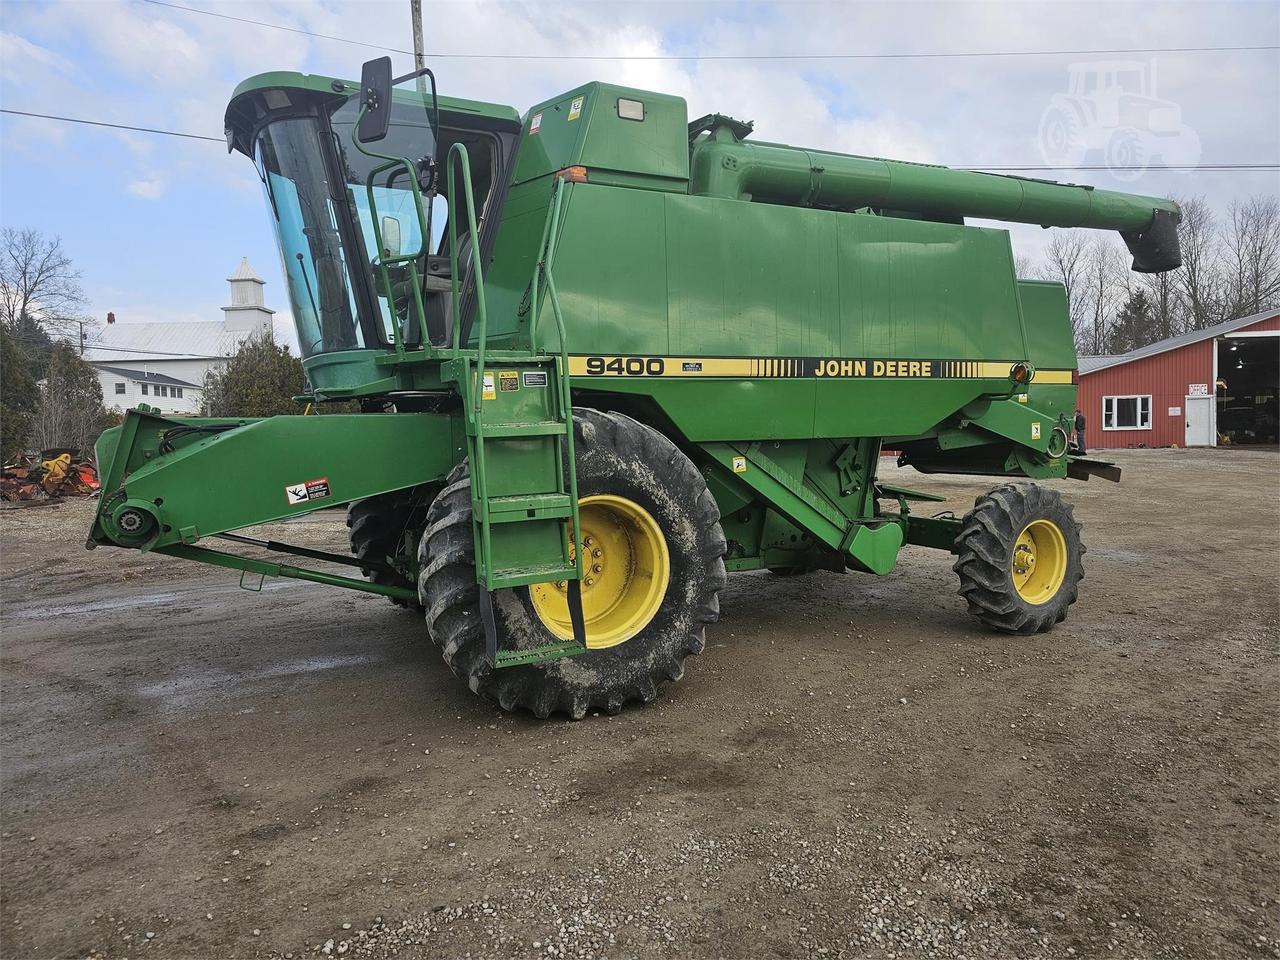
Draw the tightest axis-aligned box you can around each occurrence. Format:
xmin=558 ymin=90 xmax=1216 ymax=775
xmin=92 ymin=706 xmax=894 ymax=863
xmin=90 ymin=56 xmax=1181 ymax=717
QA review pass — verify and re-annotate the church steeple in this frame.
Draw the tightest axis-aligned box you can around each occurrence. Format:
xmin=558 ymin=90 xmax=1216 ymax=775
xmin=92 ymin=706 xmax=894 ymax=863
xmin=222 ymin=257 xmax=275 ymax=335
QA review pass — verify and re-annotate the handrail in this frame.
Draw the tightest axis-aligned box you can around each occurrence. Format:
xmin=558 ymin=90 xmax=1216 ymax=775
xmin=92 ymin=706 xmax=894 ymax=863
xmin=347 ymin=104 xmax=434 ymax=356
xmin=444 ymin=142 xmax=497 ymax=579
xmin=529 ymin=176 xmax=582 ymax=582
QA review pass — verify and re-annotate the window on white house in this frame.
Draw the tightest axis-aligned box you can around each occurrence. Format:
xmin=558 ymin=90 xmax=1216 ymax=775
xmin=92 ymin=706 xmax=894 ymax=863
xmin=1103 ymin=395 xmax=1152 ymax=430
xmin=158 ymin=385 xmax=168 ymax=397
xmin=114 ymin=382 xmax=126 ymax=395
xmin=175 ymin=387 xmax=183 ymax=399
xmin=140 ymin=383 xmax=148 ymax=396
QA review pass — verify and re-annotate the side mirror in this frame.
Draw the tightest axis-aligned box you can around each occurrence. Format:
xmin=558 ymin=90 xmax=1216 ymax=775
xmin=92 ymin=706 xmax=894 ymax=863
xmin=357 ymin=56 xmax=393 ymax=143
xmin=380 ymin=216 xmax=402 ymax=259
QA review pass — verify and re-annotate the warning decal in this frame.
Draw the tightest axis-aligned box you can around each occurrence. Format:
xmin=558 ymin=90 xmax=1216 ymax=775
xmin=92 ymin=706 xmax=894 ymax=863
xmin=285 ymin=477 xmax=331 ymax=506
xmin=568 ymin=96 xmax=585 ymax=121
xmin=499 ymin=371 xmax=520 ymax=392
xmin=530 ymin=112 xmax=543 ymax=134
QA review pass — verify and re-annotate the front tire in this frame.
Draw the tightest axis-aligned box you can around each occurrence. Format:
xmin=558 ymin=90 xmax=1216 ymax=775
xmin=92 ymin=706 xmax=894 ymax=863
xmin=952 ymin=483 xmax=1084 ymax=634
xmin=347 ymin=485 xmax=437 ymax=610
xmin=418 ymin=409 xmax=727 ymax=719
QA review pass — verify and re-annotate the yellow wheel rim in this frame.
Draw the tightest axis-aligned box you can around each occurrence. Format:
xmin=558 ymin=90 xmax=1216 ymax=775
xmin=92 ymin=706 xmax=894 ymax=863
xmin=1011 ymin=518 xmax=1068 ymax=605
xmin=529 ymin=495 xmax=670 ymax=650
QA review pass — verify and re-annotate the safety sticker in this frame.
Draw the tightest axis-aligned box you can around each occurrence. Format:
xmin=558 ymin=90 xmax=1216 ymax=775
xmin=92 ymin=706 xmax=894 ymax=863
xmin=568 ymin=96 xmax=584 ymax=121
xmin=530 ymin=112 xmax=543 ymax=134
xmin=480 ymin=372 xmax=496 ymax=400
xmin=499 ymin=371 xmax=520 ymax=392
xmin=1031 ymin=422 xmax=1042 ymax=440
xmin=285 ymin=476 xmax=331 ymax=505
xmin=522 ymin=371 xmax=548 ymax=387
xmin=732 ymin=456 xmax=747 ymax=474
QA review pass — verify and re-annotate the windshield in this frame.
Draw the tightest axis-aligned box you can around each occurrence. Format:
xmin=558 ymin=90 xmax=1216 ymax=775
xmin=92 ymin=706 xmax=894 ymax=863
xmin=255 ymin=92 xmax=443 ymax=358
xmin=256 ymin=116 xmax=376 ymax=357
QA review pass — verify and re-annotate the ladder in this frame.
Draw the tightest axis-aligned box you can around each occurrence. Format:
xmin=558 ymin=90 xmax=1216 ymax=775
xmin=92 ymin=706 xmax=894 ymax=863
xmin=444 ymin=146 xmax=586 ymax=667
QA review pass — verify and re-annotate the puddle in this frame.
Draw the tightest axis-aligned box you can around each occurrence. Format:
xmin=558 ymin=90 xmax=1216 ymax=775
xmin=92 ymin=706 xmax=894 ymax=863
xmin=8 ymin=593 xmax=181 ymax=619
xmin=136 ymin=653 xmax=381 ymax=707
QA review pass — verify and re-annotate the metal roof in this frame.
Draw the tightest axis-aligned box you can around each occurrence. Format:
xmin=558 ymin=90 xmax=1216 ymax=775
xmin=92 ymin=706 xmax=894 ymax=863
xmin=1078 ymin=355 xmax=1121 ymax=374
xmin=83 ymin=321 xmax=254 ymax=362
xmin=95 ymin=365 xmax=202 ymax=389
xmin=1078 ymin=308 xmax=1278 ymax=375
xmin=227 ymin=257 xmax=265 ymax=284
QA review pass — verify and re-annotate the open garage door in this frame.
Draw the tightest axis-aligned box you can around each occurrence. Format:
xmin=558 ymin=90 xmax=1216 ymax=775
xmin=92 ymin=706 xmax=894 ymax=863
xmin=1217 ymin=333 xmax=1279 ymax=445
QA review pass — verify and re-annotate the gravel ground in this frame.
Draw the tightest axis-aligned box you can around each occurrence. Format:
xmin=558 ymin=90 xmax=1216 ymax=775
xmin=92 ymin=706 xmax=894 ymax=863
xmin=1 ymin=448 xmax=1277 ymax=959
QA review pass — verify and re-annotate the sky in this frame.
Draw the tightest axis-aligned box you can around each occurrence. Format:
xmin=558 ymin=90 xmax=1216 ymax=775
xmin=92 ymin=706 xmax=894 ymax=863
xmin=1 ymin=0 xmax=1277 ymax=351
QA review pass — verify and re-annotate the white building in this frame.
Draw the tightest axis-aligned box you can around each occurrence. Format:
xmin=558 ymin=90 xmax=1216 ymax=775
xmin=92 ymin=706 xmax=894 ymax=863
xmin=86 ymin=258 xmax=275 ymax=415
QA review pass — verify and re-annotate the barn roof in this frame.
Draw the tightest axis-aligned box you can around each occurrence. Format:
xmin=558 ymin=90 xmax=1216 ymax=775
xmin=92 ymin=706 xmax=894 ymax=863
xmin=1079 ymin=308 xmax=1279 ymax=375
xmin=95 ymin=365 xmax=202 ymax=389
xmin=83 ymin=320 xmax=254 ymax=363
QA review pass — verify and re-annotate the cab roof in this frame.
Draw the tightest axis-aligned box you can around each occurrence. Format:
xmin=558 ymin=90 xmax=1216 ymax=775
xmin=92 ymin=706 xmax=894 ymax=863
xmin=224 ymin=70 xmax=521 ymax=156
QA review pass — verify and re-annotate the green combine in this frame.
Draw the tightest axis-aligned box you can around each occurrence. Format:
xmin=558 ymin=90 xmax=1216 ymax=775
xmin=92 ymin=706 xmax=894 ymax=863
xmin=89 ymin=58 xmax=1181 ymax=718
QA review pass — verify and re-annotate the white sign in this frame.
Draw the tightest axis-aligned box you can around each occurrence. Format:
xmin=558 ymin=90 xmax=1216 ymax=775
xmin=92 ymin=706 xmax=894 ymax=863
xmin=1168 ymin=406 xmax=1182 ymax=417
xmin=1188 ymin=383 xmax=1210 ymax=396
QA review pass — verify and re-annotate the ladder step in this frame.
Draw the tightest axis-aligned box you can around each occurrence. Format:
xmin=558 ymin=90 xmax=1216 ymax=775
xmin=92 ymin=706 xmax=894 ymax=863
xmin=487 ymin=563 xmax=579 ymax=590
xmin=477 ymin=421 xmax=568 ymax=438
xmin=486 ymin=493 xmax=573 ymax=522
xmin=494 ymin=640 xmax=587 ymax=668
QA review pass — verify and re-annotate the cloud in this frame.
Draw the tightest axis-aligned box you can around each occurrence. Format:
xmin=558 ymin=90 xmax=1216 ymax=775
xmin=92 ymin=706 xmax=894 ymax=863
xmin=126 ymin=177 xmax=167 ymax=199
xmin=2 ymin=0 xmax=1276 ymax=337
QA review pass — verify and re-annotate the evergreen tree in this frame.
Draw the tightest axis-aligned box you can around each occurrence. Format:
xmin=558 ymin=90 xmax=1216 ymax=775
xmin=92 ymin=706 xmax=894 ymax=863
xmin=30 ymin=343 xmax=111 ymax=454
xmin=201 ymin=335 xmax=305 ymax=418
xmin=0 ymin=327 xmax=39 ymax=461
xmin=1107 ymin=290 xmax=1157 ymax=355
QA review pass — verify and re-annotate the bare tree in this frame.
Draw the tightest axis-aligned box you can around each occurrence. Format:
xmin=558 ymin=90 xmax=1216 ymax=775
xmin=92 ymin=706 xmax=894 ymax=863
xmin=1222 ymin=196 xmax=1280 ymax=317
xmin=1037 ymin=232 xmax=1091 ymax=347
xmin=1173 ymin=195 xmax=1223 ymax=329
xmin=0 ymin=228 xmax=88 ymax=337
xmin=28 ymin=343 xmax=109 ymax=454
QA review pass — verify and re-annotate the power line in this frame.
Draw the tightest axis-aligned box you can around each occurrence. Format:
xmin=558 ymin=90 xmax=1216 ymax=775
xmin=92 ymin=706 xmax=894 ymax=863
xmin=141 ymin=0 xmax=1278 ymax=61
xmin=5 ymin=107 xmax=1277 ymax=172
xmin=0 ymin=108 xmax=223 ymax=143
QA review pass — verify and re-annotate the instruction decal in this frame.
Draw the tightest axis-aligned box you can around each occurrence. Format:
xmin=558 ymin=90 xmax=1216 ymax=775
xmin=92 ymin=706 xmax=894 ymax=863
xmin=522 ymin=371 xmax=548 ymax=387
xmin=529 ymin=112 xmax=543 ymax=134
xmin=479 ymin=372 xmax=496 ymax=400
xmin=568 ymin=96 xmax=585 ymax=121
xmin=499 ymin=371 xmax=520 ymax=392
xmin=732 ymin=456 xmax=747 ymax=474
xmin=285 ymin=476 xmax=331 ymax=506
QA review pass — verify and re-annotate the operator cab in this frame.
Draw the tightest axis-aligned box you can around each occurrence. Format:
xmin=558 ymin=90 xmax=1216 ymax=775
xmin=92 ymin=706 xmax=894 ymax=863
xmin=224 ymin=70 xmax=522 ymax=373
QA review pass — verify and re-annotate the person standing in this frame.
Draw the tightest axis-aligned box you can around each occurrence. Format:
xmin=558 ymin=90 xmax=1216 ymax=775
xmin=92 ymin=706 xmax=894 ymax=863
xmin=1074 ymin=408 xmax=1087 ymax=454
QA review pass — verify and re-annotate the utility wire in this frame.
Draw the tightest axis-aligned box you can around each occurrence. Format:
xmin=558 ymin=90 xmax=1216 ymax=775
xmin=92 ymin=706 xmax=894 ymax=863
xmin=0 ymin=108 xmax=223 ymax=143
xmin=5 ymin=108 xmax=1277 ymax=172
xmin=140 ymin=0 xmax=1278 ymax=61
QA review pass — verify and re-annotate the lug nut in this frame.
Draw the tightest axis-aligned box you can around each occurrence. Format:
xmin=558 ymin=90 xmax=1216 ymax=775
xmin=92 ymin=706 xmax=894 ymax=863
xmin=592 ymin=564 xmax=602 ymax=574
xmin=591 ymin=548 xmax=602 ymax=558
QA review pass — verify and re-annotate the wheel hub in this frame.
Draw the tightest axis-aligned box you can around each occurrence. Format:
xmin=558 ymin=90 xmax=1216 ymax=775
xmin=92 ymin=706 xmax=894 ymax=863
xmin=1011 ymin=519 xmax=1067 ymax=605
xmin=530 ymin=495 xmax=670 ymax=650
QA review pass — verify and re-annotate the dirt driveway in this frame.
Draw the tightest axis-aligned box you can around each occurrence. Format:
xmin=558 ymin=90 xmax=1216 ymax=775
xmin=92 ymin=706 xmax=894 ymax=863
xmin=2 ymin=448 xmax=1277 ymax=959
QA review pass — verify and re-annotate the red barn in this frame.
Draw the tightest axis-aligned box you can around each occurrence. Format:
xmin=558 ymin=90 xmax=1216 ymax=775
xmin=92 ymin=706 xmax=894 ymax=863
xmin=1076 ymin=309 xmax=1279 ymax=450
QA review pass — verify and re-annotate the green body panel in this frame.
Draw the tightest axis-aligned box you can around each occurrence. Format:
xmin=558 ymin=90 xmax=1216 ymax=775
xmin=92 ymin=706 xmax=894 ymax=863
xmin=513 ymin=83 xmax=689 ymax=188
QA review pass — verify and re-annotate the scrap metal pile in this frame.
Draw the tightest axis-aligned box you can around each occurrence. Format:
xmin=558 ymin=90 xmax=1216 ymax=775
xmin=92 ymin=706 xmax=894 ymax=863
xmin=1 ymin=451 xmax=100 ymax=503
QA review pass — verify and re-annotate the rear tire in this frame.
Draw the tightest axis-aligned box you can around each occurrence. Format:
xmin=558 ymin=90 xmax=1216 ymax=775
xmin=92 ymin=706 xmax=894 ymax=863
xmin=418 ymin=409 xmax=727 ymax=719
xmin=347 ymin=485 xmax=437 ymax=610
xmin=952 ymin=483 xmax=1084 ymax=634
